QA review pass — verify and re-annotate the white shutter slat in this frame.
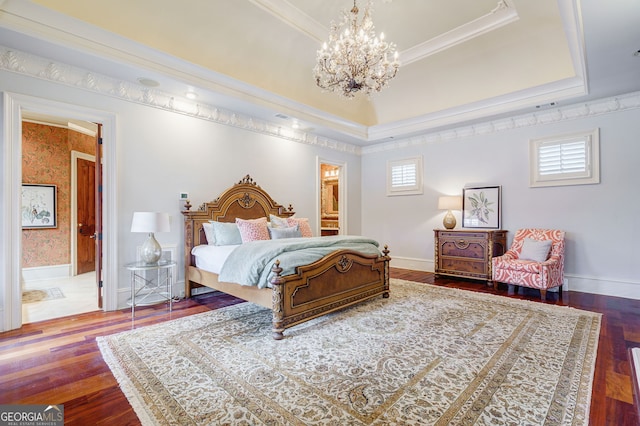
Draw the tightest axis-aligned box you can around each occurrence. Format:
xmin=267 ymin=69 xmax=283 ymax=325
xmin=538 ymin=139 xmax=586 ymax=175
xmin=391 ymin=164 xmax=417 ymax=187
xmin=530 ymin=129 xmax=599 ymax=187
xmin=387 ymin=156 xmax=423 ymax=196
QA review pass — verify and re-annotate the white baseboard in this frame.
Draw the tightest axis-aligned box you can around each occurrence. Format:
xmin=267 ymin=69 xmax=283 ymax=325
xmin=116 ymin=278 xmax=214 ymax=309
xmin=390 ymin=256 xmax=433 ymax=272
xmin=631 ymin=348 xmax=640 ymax=410
xmin=390 ymin=257 xmax=640 ymax=301
xmin=191 ymin=286 xmax=215 ymax=296
xmin=566 ymin=274 xmax=640 ymax=300
xmin=21 ymin=264 xmax=71 ymax=283
xmin=114 ymin=262 xmax=640 ymax=308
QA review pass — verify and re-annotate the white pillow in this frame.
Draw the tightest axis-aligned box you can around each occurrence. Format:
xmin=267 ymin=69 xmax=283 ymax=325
xmin=211 ymin=221 xmax=243 ymax=246
xmin=268 ymin=224 xmax=301 ymax=239
xmin=269 ymin=214 xmax=289 ymax=228
xmin=519 ymin=238 xmax=552 ymax=262
xmin=286 ymin=217 xmax=313 ymax=237
xmin=202 ymin=222 xmax=215 ymax=245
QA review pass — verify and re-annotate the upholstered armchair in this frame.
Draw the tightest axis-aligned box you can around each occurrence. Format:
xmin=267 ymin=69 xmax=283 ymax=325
xmin=491 ymin=228 xmax=565 ymax=300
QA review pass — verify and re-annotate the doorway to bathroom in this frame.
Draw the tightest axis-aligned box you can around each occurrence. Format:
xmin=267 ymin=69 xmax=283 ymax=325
xmin=319 ymin=161 xmax=345 ymax=236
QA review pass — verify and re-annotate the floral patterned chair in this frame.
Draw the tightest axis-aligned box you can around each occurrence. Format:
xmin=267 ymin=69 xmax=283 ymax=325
xmin=491 ymin=228 xmax=565 ymax=300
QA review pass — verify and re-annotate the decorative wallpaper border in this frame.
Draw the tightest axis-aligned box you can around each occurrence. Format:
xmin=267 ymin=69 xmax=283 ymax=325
xmin=362 ymin=90 xmax=640 ymax=154
xmin=0 ymin=45 xmax=359 ymax=155
xmin=1 ymin=44 xmax=639 ymax=157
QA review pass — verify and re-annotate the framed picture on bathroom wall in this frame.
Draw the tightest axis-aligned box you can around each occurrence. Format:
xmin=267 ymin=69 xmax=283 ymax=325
xmin=21 ymin=184 xmax=57 ymax=229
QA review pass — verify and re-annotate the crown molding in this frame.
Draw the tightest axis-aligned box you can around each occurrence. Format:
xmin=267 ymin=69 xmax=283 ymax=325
xmin=0 ymin=0 xmax=368 ymax=143
xmin=401 ymin=0 xmax=519 ymax=66
xmin=0 ymin=0 xmax=590 ymax=146
xmin=248 ymin=0 xmax=326 ymax=43
xmin=0 ymin=45 xmax=360 ymax=155
xmin=252 ymin=0 xmax=519 ymax=67
xmin=4 ymin=43 xmax=638 ymax=159
xmin=368 ymin=75 xmax=588 ymax=141
xmin=361 ymin=90 xmax=640 ymax=154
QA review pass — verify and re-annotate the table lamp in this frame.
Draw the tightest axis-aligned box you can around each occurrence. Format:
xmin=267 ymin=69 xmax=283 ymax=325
xmin=131 ymin=212 xmax=170 ymax=263
xmin=438 ymin=196 xmax=462 ymax=229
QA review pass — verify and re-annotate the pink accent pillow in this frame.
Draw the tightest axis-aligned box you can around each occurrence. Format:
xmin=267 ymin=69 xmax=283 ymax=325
xmin=287 ymin=217 xmax=313 ymax=237
xmin=236 ymin=217 xmax=270 ymax=242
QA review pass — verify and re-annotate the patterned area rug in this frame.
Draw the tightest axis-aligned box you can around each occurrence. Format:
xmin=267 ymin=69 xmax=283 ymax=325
xmin=22 ymin=287 xmax=65 ymax=303
xmin=98 ymin=279 xmax=601 ymax=425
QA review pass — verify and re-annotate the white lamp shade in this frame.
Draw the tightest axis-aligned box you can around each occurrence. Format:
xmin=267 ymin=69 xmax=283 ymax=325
xmin=438 ymin=196 xmax=462 ymax=211
xmin=131 ymin=212 xmax=170 ymax=233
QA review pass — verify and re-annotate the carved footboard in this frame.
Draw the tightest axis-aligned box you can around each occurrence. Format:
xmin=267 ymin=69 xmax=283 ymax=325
xmin=183 ymin=175 xmax=391 ymax=340
xmin=270 ymin=246 xmax=390 ymax=340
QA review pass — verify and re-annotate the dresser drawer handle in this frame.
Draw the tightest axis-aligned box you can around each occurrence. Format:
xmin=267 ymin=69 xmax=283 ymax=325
xmin=454 ymin=240 xmax=470 ymax=249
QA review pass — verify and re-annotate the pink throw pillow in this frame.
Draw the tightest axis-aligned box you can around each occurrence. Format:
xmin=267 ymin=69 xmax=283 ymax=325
xmin=287 ymin=217 xmax=313 ymax=237
xmin=236 ymin=217 xmax=270 ymax=242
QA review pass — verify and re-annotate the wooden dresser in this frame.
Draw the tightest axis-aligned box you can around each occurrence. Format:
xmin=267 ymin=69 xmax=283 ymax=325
xmin=434 ymin=229 xmax=507 ymax=283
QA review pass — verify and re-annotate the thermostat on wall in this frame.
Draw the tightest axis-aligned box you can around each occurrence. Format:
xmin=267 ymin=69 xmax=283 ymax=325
xmin=179 ymin=192 xmax=189 ymax=200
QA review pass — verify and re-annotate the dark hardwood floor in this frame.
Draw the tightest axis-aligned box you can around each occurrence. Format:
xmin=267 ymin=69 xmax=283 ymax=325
xmin=1 ymin=268 xmax=639 ymax=425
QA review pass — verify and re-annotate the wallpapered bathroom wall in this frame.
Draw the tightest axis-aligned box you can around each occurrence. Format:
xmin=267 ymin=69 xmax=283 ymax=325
xmin=22 ymin=122 xmax=95 ymax=269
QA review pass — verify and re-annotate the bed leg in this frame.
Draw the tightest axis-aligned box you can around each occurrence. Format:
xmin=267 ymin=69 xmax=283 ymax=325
xmin=270 ymin=260 xmax=286 ymax=341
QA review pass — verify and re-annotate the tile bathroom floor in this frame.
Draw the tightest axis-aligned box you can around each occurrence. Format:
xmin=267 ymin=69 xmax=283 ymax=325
xmin=21 ymin=272 xmax=98 ymax=323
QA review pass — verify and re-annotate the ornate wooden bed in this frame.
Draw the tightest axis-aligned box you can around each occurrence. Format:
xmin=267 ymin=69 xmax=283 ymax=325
xmin=182 ymin=175 xmax=390 ymax=340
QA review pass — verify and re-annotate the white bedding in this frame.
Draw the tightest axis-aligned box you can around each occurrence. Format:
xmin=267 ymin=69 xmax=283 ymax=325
xmin=191 ymin=244 xmax=239 ymax=274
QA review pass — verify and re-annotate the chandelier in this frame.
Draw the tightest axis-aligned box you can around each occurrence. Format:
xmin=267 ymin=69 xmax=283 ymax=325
xmin=314 ymin=0 xmax=400 ymax=98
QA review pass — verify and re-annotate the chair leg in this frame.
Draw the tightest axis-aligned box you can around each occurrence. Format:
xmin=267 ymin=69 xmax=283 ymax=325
xmin=540 ymin=289 xmax=547 ymax=300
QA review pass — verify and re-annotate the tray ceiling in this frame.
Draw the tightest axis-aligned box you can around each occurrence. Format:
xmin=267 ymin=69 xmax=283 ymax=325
xmin=1 ymin=0 xmax=638 ymax=145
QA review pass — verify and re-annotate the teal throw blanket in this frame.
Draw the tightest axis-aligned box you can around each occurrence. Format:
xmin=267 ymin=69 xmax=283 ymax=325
xmin=218 ymin=235 xmax=382 ymax=289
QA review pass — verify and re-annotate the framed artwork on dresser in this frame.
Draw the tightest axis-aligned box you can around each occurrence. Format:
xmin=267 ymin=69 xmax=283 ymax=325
xmin=462 ymin=185 xmax=501 ymax=229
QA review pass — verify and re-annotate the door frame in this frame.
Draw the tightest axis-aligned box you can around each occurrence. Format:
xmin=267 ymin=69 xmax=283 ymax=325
xmin=1 ymin=92 xmax=118 ymax=332
xmin=71 ymin=150 xmax=96 ymax=276
xmin=316 ymin=157 xmax=347 ymax=236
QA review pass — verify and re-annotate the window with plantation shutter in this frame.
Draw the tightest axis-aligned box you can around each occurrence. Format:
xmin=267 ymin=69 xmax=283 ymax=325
xmin=530 ymin=129 xmax=600 ymax=187
xmin=387 ymin=157 xmax=423 ymax=196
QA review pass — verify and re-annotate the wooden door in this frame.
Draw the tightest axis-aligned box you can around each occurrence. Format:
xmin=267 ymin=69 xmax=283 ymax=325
xmin=76 ymin=157 xmax=96 ymax=274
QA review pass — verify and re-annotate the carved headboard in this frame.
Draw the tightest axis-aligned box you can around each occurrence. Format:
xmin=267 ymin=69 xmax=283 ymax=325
xmin=182 ymin=175 xmax=295 ymax=265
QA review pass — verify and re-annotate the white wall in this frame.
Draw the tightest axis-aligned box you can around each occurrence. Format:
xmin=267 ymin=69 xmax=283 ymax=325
xmin=361 ymin=104 xmax=640 ymax=299
xmin=118 ymin=104 xmax=363 ymax=265
xmin=0 ymin=69 xmax=362 ymax=310
xmin=2 ymin=54 xmax=639 ymax=317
